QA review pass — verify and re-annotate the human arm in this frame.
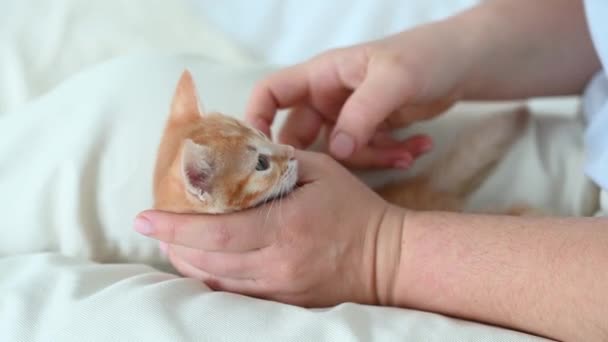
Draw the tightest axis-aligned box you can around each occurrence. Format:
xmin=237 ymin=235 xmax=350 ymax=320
xmin=245 ymin=0 xmax=600 ymax=163
xmin=382 ymin=210 xmax=608 ymax=342
xmin=457 ymin=0 xmax=600 ymax=100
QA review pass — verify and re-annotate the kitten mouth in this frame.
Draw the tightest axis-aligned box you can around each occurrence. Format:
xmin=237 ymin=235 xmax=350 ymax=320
xmin=262 ymin=159 xmax=298 ymax=203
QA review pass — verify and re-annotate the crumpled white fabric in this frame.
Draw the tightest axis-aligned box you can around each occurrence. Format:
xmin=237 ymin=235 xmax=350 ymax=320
xmin=0 ymin=0 xmax=255 ymax=115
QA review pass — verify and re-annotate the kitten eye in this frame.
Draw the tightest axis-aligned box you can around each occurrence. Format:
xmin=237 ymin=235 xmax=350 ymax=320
xmin=256 ymin=154 xmax=270 ymax=171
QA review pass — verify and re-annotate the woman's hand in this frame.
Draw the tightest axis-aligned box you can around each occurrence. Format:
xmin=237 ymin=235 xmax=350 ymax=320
xmin=134 ymin=150 xmax=405 ymax=307
xmin=245 ymin=0 xmax=599 ymax=171
xmin=244 ymin=20 xmax=478 ymax=169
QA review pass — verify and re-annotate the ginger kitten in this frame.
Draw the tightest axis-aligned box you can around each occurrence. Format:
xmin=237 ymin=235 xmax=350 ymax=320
xmin=154 ymin=70 xmax=531 ymax=215
xmin=153 ymin=70 xmax=297 ymax=214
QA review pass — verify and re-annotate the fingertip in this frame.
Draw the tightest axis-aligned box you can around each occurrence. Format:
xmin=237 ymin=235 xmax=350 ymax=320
xmin=135 ymin=209 xmax=165 ymax=222
xmin=393 ymin=153 xmax=413 ymax=169
xmin=329 ymin=131 xmax=355 ymax=160
xmin=409 ymin=135 xmax=434 ymax=157
xmin=419 ymin=137 xmax=433 ymax=153
xmin=134 ymin=215 xmax=154 ymax=235
xmin=245 ymin=93 xmax=277 ymax=135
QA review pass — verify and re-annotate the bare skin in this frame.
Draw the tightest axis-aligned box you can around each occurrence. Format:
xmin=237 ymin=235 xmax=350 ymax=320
xmin=135 ymin=1 xmax=607 ymax=341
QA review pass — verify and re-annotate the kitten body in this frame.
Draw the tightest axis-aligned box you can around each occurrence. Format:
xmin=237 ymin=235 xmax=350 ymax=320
xmin=377 ymin=108 xmax=531 ymax=213
xmin=154 ymin=70 xmax=531 ymax=215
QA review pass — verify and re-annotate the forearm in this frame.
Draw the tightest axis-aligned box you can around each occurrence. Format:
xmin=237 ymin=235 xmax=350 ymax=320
xmin=450 ymin=0 xmax=600 ymax=100
xmin=386 ymin=210 xmax=608 ymax=341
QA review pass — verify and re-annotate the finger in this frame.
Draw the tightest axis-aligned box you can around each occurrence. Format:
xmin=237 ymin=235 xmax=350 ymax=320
xmin=134 ymin=210 xmax=275 ymax=252
xmin=170 ymin=244 xmax=264 ymax=279
xmin=330 ymin=59 xmax=415 ymax=159
xmin=291 ymin=149 xmax=341 ymax=182
xmin=278 ymin=105 xmax=324 ymax=149
xmin=343 ymin=135 xmax=433 ymax=169
xmin=245 ymin=63 xmax=311 ymax=136
xmin=168 ymin=248 xmax=265 ymax=296
xmin=307 ymin=52 xmax=353 ymax=119
xmin=351 ymin=149 xmax=414 ymax=170
xmin=371 ymin=134 xmax=433 ymax=158
xmin=370 ymin=129 xmax=402 ymax=148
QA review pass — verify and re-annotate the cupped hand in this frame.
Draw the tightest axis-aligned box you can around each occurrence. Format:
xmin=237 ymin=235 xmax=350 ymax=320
xmin=245 ymin=21 xmax=472 ymax=169
xmin=134 ymin=150 xmax=405 ymax=307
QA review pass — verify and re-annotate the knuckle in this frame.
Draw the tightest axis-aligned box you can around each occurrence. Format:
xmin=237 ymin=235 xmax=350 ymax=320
xmin=375 ymin=49 xmax=404 ymax=69
xmin=333 ymin=48 xmax=368 ymax=88
xmin=316 ymin=47 xmax=343 ymax=61
xmin=373 ymin=50 xmax=420 ymax=96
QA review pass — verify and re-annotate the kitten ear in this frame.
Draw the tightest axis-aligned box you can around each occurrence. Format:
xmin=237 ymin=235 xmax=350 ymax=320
xmin=170 ymin=69 xmax=206 ymax=123
xmin=181 ymin=139 xmax=214 ymax=201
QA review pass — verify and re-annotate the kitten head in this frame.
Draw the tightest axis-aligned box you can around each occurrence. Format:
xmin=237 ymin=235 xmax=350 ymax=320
xmin=154 ymin=70 xmax=298 ymax=214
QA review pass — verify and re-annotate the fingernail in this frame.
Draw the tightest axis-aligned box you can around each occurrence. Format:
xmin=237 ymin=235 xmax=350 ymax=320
xmin=330 ymin=132 xmax=355 ymax=159
xmin=394 ymin=155 xmax=413 ymax=169
xmin=134 ymin=216 xmax=154 ymax=235
xmin=159 ymin=242 xmax=168 ymax=255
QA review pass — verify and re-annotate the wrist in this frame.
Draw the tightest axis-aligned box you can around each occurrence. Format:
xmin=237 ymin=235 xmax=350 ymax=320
xmin=390 ymin=5 xmax=492 ymax=102
xmin=372 ymin=204 xmax=409 ymax=306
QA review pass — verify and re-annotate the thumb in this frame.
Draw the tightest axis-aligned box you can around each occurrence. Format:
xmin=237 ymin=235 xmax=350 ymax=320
xmin=293 ymin=149 xmax=340 ymax=182
xmin=330 ymin=61 xmax=414 ymax=160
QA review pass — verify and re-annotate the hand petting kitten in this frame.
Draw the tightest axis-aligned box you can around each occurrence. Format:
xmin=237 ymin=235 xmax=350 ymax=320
xmin=139 ymin=149 xmax=396 ymax=307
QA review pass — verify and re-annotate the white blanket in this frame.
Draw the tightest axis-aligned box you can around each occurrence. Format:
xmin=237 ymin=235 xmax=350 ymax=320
xmin=0 ymin=0 xmax=602 ymax=341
